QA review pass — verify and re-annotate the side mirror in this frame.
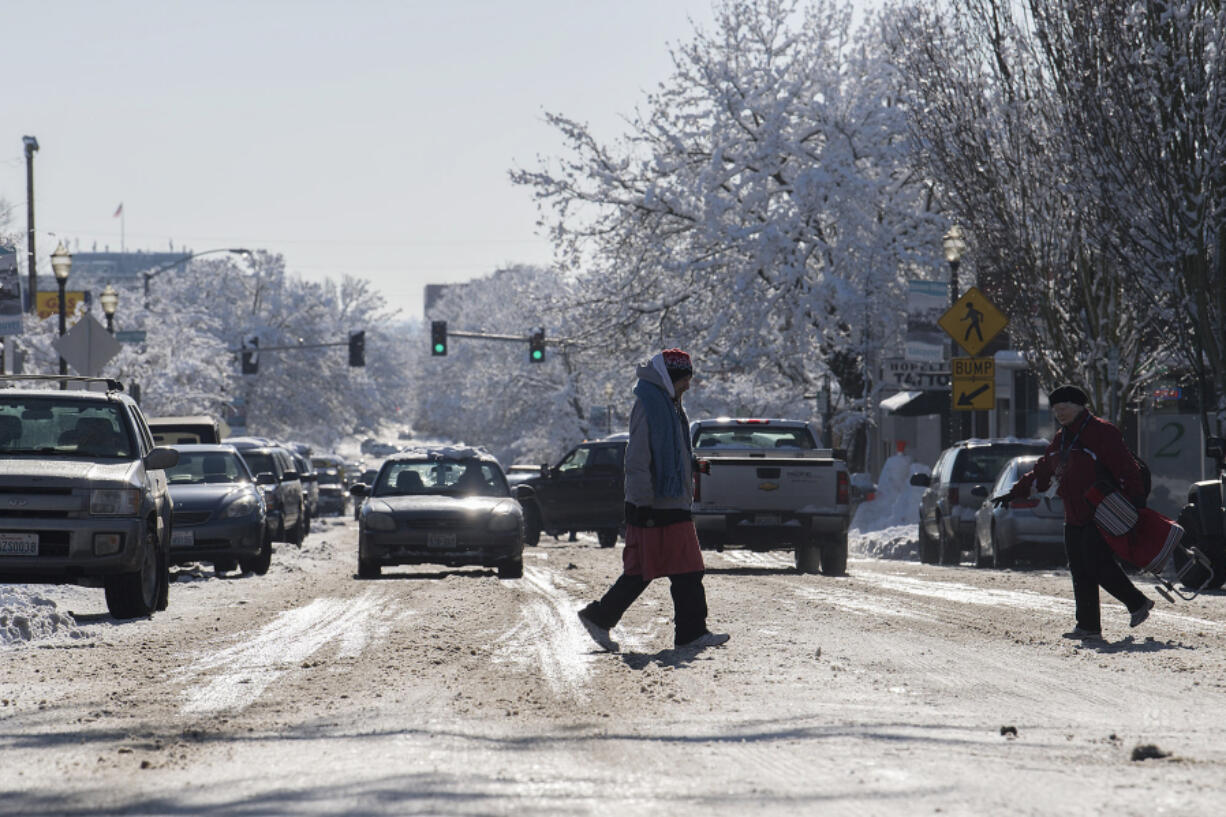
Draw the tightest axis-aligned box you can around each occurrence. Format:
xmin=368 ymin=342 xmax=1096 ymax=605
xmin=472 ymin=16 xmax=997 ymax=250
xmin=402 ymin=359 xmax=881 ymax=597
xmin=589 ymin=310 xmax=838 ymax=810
xmin=144 ymin=446 xmax=179 ymax=471
xmin=513 ymin=484 xmax=531 ymax=500
xmin=350 ymin=483 xmax=369 ymax=497
xmin=300 ymin=473 xmax=317 ymax=483
xmin=281 ymin=470 xmax=300 ymax=481
xmin=256 ymin=472 xmax=277 ymax=485
xmin=970 ymin=485 xmax=989 ymax=498
xmin=909 ymin=473 xmax=931 ymax=488
xmin=1206 ymin=436 xmax=1225 ymax=462
xmin=539 ymin=463 xmax=550 ymax=477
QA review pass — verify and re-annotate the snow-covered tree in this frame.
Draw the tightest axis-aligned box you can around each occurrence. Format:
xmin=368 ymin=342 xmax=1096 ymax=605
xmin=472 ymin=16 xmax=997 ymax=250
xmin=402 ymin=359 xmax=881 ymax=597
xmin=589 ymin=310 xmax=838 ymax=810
xmin=513 ymin=0 xmax=942 ymax=447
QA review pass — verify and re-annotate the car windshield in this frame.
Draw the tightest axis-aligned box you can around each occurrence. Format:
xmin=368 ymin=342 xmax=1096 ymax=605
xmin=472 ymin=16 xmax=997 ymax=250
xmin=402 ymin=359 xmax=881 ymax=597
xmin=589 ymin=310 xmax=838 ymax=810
xmin=374 ymin=458 xmax=509 ymax=498
xmin=239 ymin=451 xmax=275 ymax=478
xmin=693 ymin=426 xmax=815 ymax=450
xmin=317 ymin=468 xmax=343 ymax=485
xmin=166 ymin=451 xmax=250 ymax=485
xmin=954 ymin=445 xmax=1047 ymax=484
xmin=0 ymin=397 xmax=133 ymax=459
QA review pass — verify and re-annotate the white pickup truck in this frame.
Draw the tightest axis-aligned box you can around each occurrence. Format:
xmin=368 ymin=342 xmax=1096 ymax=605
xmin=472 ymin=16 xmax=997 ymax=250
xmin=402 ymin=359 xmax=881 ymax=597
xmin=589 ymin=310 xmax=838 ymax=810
xmin=690 ymin=417 xmax=849 ymax=575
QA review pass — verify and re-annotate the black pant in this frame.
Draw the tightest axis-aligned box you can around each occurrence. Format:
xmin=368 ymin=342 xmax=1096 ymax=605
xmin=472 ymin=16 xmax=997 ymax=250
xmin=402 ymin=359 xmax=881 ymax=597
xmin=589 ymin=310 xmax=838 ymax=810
xmin=1065 ymin=522 xmax=1147 ymax=632
xmin=585 ymin=571 xmax=708 ymax=647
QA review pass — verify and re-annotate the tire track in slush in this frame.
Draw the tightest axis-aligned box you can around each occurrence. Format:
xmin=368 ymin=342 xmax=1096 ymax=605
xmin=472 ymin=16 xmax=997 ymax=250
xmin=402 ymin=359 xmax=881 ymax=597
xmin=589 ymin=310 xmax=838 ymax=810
xmin=490 ymin=566 xmax=599 ymax=700
xmin=175 ymin=588 xmax=406 ymax=714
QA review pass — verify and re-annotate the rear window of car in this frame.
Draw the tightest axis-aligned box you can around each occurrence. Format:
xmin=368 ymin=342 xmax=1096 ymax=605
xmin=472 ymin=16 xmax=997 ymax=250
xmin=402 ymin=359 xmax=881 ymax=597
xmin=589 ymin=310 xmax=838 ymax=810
xmin=953 ymin=445 xmax=1047 ymax=484
xmin=693 ymin=426 xmax=816 ymax=450
xmin=240 ymin=451 xmax=275 ymax=477
xmin=0 ymin=397 xmax=134 ymax=458
xmin=167 ymin=451 xmax=250 ymax=484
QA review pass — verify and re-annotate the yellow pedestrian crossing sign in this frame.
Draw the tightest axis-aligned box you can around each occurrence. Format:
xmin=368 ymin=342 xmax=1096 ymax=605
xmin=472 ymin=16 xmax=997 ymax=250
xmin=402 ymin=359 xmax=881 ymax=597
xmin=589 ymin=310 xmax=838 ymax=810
xmin=938 ymin=286 xmax=1008 ymax=356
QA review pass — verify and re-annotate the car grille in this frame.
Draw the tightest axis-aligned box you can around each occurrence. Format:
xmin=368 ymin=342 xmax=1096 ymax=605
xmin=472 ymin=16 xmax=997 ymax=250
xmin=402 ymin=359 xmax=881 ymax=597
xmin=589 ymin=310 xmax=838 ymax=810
xmin=174 ymin=511 xmax=212 ymax=526
xmin=399 ymin=517 xmax=467 ymax=528
xmin=0 ymin=486 xmax=73 ymax=496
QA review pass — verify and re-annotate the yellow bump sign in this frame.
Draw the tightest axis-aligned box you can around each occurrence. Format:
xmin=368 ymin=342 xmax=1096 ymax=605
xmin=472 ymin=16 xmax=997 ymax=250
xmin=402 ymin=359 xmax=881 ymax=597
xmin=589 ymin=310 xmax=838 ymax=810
xmin=952 ymin=357 xmax=995 ymax=411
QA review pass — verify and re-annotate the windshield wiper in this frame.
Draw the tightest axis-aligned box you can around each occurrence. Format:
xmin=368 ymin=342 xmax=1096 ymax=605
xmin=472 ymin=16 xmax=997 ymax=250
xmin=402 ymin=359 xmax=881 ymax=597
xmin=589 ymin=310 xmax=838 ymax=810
xmin=2 ymin=447 xmax=64 ymax=455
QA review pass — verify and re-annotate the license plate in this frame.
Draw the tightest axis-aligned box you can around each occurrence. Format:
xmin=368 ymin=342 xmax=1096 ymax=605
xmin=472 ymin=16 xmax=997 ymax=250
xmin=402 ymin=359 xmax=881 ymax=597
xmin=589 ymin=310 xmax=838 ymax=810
xmin=0 ymin=532 xmax=38 ymax=556
xmin=754 ymin=514 xmax=781 ymax=526
xmin=426 ymin=532 xmax=457 ymax=549
xmin=171 ymin=530 xmax=194 ymax=547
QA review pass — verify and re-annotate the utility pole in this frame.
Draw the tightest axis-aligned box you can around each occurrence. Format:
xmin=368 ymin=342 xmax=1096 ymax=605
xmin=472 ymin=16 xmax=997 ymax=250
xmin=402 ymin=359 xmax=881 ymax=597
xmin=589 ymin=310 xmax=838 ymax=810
xmin=23 ymin=136 xmax=38 ymax=314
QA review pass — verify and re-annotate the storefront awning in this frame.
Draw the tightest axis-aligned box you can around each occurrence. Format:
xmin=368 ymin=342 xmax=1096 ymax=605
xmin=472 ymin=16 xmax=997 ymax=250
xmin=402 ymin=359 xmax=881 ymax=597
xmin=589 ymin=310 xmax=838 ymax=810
xmin=879 ymin=389 xmax=950 ymax=417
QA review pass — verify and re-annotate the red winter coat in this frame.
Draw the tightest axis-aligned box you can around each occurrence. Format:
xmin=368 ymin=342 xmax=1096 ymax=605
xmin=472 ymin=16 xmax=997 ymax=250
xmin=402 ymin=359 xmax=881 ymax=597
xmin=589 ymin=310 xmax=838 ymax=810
xmin=1010 ymin=410 xmax=1144 ymax=526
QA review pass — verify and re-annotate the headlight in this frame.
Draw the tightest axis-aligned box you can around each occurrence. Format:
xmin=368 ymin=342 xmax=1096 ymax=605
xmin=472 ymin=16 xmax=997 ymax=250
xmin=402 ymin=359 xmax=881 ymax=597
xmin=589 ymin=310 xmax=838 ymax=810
xmin=221 ymin=492 xmax=259 ymax=519
xmin=488 ymin=502 xmax=521 ymax=532
xmin=91 ymin=489 xmax=141 ymax=516
xmin=364 ymin=512 xmax=396 ymax=531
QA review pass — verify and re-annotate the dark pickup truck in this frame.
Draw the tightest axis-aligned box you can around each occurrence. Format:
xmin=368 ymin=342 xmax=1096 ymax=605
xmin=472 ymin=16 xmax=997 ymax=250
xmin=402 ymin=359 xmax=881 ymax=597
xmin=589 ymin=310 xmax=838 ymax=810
xmin=513 ymin=435 xmax=627 ymax=548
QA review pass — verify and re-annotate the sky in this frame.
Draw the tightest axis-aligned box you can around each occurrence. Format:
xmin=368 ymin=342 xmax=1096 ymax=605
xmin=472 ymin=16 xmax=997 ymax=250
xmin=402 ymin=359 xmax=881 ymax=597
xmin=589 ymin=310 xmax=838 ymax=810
xmin=1 ymin=0 xmax=761 ymax=322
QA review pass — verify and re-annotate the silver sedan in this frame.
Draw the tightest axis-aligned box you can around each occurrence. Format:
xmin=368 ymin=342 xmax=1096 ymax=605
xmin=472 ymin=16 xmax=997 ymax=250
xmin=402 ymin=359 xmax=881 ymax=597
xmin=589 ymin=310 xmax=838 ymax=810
xmin=971 ymin=455 xmax=1066 ymax=569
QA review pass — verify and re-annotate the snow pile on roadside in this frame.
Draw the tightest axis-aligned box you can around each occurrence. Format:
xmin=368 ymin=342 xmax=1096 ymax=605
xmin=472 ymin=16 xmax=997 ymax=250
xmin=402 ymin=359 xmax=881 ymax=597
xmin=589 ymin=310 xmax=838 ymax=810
xmin=0 ymin=588 xmax=84 ymax=645
xmin=849 ymin=454 xmax=930 ymax=561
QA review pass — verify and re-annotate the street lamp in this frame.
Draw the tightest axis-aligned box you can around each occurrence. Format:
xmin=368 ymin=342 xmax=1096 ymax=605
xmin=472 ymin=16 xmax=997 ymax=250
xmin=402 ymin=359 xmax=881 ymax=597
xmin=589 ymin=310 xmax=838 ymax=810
xmin=23 ymin=136 xmax=38 ymax=314
xmin=142 ymin=247 xmax=252 ymax=308
xmin=100 ymin=284 xmax=119 ymax=334
xmin=50 ymin=242 xmax=71 ymax=387
xmin=942 ymin=224 xmax=968 ymax=446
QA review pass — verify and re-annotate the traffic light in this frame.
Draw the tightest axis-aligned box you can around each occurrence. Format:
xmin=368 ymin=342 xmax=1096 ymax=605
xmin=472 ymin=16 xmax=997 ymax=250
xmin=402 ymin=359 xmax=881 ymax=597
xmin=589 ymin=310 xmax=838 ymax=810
xmin=241 ymin=337 xmax=259 ymax=375
xmin=529 ymin=329 xmax=545 ymax=363
xmin=431 ymin=320 xmax=447 ymax=356
xmin=348 ymin=330 xmax=365 ymax=367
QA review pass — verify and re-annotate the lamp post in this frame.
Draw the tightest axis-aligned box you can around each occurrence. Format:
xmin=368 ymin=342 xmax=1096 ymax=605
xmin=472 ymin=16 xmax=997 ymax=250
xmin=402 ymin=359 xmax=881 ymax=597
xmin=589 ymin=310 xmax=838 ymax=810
xmin=100 ymin=284 xmax=119 ymax=335
xmin=942 ymin=225 xmax=968 ymax=446
xmin=23 ymin=136 xmax=38 ymax=314
xmin=50 ymin=242 xmax=71 ymax=388
xmin=142 ymin=248 xmax=252 ymax=308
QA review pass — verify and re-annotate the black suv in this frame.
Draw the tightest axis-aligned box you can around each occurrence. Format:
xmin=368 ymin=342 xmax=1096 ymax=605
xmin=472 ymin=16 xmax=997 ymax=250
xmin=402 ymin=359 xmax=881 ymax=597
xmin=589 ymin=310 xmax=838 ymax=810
xmin=224 ymin=437 xmax=305 ymax=545
xmin=514 ymin=435 xmax=627 ymax=548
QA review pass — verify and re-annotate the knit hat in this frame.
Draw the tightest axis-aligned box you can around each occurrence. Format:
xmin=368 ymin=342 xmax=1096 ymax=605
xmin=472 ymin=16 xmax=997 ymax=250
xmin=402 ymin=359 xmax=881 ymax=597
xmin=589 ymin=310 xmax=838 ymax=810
xmin=661 ymin=348 xmax=693 ymax=382
xmin=1049 ymin=384 xmax=1088 ymax=406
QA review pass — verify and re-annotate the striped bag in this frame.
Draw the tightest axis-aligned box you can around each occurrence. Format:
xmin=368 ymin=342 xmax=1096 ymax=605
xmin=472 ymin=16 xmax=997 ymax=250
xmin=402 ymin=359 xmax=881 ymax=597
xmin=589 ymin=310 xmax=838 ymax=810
xmin=1084 ymin=480 xmax=1138 ymax=536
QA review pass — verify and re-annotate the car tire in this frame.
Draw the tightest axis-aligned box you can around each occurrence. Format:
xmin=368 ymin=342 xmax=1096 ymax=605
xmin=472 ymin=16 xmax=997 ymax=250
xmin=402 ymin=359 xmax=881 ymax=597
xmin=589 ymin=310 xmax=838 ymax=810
xmin=917 ymin=515 xmax=938 ymax=564
xmin=937 ymin=516 xmax=959 ymax=565
xmin=105 ymin=527 xmax=160 ymax=620
xmin=358 ymin=557 xmax=381 ymax=579
xmin=820 ymin=534 xmax=848 ymax=577
xmin=794 ymin=537 xmax=822 ymax=574
xmin=523 ymin=505 xmax=542 ymax=547
xmin=974 ymin=533 xmax=992 ymax=568
xmin=240 ymin=530 xmax=273 ymax=576
xmin=289 ymin=507 xmax=305 ymax=546
xmin=214 ymin=559 xmax=238 ymax=574
xmin=992 ymin=524 xmax=1015 ymax=569
xmin=155 ymin=530 xmax=170 ymax=611
xmin=303 ymin=510 xmax=312 ymax=536
xmin=497 ymin=559 xmax=524 ymax=580
xmin=597 ymin=528 xmax=618 ymax=549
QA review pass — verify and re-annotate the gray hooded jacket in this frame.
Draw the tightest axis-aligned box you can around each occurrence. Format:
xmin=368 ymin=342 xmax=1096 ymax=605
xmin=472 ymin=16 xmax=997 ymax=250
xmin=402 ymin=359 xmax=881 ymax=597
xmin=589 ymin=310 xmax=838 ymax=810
xmin=624 ymin=359 xmax=693 ymax=512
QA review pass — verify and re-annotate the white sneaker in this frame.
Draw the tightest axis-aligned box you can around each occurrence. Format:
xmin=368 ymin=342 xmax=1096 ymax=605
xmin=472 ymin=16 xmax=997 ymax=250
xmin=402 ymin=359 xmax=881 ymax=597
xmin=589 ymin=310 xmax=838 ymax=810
xmin=577 ymin=608 xmax=619 ymax=653
xmin=677 ymin=631 xmax=730 ymax=650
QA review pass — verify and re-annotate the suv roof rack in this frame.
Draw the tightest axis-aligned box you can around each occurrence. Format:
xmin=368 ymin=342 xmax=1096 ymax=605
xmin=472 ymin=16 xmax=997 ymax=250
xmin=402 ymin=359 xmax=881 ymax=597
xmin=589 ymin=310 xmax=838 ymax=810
xmin=0 ymin=374 xmax=126 ymax=393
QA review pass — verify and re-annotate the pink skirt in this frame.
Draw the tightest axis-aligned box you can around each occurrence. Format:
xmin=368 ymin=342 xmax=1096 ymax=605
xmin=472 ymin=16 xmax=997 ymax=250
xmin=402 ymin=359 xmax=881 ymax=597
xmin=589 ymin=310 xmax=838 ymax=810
xmin=622 ymin=520 xmax=705 ymax=581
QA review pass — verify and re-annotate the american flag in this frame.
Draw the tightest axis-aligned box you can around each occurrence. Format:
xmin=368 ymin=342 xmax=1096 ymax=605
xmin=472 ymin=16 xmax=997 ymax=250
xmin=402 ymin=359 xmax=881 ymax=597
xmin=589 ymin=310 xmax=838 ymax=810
xmin=113 ymin=202 xmax=123 ymax=218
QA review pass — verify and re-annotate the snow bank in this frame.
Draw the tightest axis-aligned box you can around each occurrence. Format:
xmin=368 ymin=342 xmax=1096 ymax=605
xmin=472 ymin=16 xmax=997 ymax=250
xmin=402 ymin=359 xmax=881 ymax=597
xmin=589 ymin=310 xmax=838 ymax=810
xmin=849 ymin=453 xmax=929 ymax=561
xmin=0 ymin=588 xmax=85 ymax=646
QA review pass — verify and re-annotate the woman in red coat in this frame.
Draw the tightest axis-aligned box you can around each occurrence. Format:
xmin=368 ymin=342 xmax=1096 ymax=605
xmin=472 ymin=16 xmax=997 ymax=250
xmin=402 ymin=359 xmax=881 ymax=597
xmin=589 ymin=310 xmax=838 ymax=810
xmin=995 ymin=385 xmax=1154 ymax=640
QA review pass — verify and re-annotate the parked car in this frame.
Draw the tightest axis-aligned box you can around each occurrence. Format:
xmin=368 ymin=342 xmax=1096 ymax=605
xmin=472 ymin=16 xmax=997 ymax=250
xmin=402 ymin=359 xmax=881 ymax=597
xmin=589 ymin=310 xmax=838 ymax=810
xmin=970 ymin=455 xmax=1065 ymax=568
xmin=148 ymin=414 xmax=230 ymax=445
xmin=513 ymin=434 xmax=628 ymax=548
xmin=289 ymin=449 xmax=318 ymax=533
xmin=910 ymin=437 xmax=1049 ymax=565
xmin=165 ymin=444 xmax=271 ymax=574
xmin=311 ymin=455 xmax=350 ymax=516
xmin=0 ymin=376 xmax=178 ymax=619
xmin=1175 ymin=435 xmax=1226 ymax=589
xmin=224 ymin=437 xmax=305 ymax=545
xmin=350 ymin=448 xmax=524 ymax=579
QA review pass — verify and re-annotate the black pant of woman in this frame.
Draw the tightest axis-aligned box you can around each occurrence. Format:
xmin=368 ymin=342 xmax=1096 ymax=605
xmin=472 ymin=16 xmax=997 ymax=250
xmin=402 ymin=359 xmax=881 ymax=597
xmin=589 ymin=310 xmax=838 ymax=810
xmin=1065 ymin=522 xmax=1148 ymax=633
xmin=582 ymin=571 xmax=708 ymax=647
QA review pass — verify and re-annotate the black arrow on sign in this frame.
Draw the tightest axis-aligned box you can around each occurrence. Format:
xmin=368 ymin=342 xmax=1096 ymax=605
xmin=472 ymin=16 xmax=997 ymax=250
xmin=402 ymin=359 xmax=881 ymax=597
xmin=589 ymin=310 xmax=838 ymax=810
xmin=958 ymin=383 xmax=990 ymax=406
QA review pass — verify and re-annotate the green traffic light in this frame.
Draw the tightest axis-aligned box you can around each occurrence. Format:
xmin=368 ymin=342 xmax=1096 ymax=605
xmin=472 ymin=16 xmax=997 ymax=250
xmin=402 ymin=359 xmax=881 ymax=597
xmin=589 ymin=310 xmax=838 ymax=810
xmin=434 ymin=343 xmax=445 ymax=354
xmin=532 ymin=350 xmax=543 ymax=360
